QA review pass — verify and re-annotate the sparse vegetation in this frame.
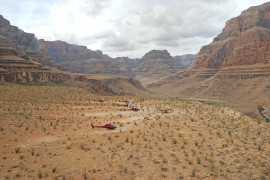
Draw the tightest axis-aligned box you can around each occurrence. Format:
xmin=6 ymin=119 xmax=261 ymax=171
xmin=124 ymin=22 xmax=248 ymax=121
xmin=37 ymin=170 xmax=42 ymax=178
xmin=0 ymin=84 xmax=269 ymax=179
xmin=14 ymin=147 xmax=20 ymax=153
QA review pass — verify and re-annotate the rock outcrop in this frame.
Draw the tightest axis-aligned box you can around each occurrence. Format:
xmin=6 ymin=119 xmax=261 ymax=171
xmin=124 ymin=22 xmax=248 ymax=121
xmin=38 ymin=39 xmax=133 ymax=76
xmin=142 ymin=50 xmax=172 ymax=60
xmin=0 ymin=15 xmax=40 ymax=52
xmin=113 ymin=57 xmax=140 ymax=69
xmin=0 ymin=15 xmax=134 ymax=77
xmin=0 ymin=42 xmax=148 ymax=96
xmin=147 ymin=2 xmax=270 ymax=120
xmin=0 ymin=15 xmax=63 ymax=69
xmin=0 ymin=43 xmax=70 ymax=83
xmin=133 ymin=50 xmax=196 ymax=77
xmin=72 ymin=74 xmax=148 ymax=96
xmin=169 ymin=2 xmax=270 ymax=80
xmin=191 ymin=2 xmax=270 ymax=70
xmin=0 ymin=15 xmax=196 ymax=79
xmin=173 ymin=54 xmax=197 ymax=69
xmin=0 ymin=16 xmax=152 ymax=96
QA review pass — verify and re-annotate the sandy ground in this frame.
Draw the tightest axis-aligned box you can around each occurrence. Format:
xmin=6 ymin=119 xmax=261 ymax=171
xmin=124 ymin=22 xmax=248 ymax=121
xmin=0 ymin=84 xmax=270 ymax=179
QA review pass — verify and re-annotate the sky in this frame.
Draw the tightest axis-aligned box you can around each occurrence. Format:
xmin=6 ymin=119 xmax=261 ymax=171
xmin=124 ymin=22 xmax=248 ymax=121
xmin=0 ymin=0 xmax=269 ymax=58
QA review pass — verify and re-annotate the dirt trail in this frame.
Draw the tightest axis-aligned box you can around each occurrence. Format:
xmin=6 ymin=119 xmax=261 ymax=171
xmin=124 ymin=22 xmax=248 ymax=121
xmin=19 ymin=101 xmax=179 ymax=149
xmin=84 ymin=111 xmax=134 ymax=117
xmin=20 ymin=136 xmax=61 ymax=148
xmin=19 ymin=111 xmax=150 ymax=148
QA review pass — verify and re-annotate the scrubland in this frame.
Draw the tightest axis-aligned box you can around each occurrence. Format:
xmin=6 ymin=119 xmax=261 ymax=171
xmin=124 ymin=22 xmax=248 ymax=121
xmin=0 ymin=84 xmax=269 ymax=179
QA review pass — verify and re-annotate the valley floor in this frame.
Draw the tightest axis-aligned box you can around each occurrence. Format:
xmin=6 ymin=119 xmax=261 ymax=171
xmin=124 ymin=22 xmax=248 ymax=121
xmin=0 ymin=84 xmax=269 ymax=179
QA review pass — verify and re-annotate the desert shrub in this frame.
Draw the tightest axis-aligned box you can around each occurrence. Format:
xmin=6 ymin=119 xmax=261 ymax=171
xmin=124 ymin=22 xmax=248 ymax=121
xmin=197 ymin=157 xmax=201 ymax=164
xmin=31 ymin=149 xmax=35 ymax=156
xmin=258 ymin=144 xmax=262 ymax=151
xmin=161 ymin=167 xmax=168 ymax=172
xmin=191 ymin=168 xmax=197 ymax=177
xmin=52 ymin=166 xmax=57 ymax=173
xmin=83 ymin=168 xmax=87 ymax=179
xmin=37 ymin=170 xmax=42 ymax=178
xmin=161 ymin=174 xmax=167 ymax=178
xmin=15 ymin=147 xmax=20 ymax=153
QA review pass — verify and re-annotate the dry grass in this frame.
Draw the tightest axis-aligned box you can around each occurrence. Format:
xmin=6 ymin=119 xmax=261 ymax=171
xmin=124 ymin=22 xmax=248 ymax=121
xmin=0 ymin=83 xmax=269 ymax=179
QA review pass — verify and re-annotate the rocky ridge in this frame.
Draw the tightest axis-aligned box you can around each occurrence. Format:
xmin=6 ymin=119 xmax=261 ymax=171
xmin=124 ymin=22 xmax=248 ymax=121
xmin=0 ymin=15 xmax=196 ymax=79
xmin=72 ymin=74 xmax=148 ymax=96
xmin=0 ymin=15 xmax=135 ymax=77
xmin=133 ymin=50 xmax=196 ymax=77
xmin=191 ymin=2 xmax=270 ymax=70
xmin=0 ymin=43 xmax=70 ymax=83
xmin=150 ymin=2 xmax=270 ymax=82
xmin=38 ymin=40 xmax=135 ymax=77
xmin=173 ymin=54 xmax=197 ymax=69
xmin=148 ymin=2 xmax=270 ymax=120
xmin=0 ymin=42 xmax=149 ymax=96
xmin=0 ymin=15 xmax=150 ymax=96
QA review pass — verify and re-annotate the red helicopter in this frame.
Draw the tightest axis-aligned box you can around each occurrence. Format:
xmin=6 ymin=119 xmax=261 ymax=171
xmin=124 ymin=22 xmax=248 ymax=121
xmin=124 ymin=107 xmax=140 ymax=111
xmin=91 ymin=123 xmax=117 ymax=130
xmin=119 ymin=100 xmax=130 ymax=103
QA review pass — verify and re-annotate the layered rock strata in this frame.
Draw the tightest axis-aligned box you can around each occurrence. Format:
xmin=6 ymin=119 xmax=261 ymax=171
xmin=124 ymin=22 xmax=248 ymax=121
xmin=191 ymin=2 xmax=270 ymax=72
xmin=0 ymin=43 xmax=70 ymax=83
xmin=133 ymin=50 xmax=196 ymax=77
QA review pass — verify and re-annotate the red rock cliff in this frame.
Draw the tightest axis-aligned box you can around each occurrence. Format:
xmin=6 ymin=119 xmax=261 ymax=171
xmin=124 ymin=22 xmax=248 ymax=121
xmin=191 ymin=2 xmax=270 ymax=69
xmin=0 ymin=43 xmax=70 ymax=83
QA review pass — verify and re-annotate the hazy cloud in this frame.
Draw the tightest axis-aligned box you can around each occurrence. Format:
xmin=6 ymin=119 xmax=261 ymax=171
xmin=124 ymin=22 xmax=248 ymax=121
xmin=0 ymin=0 xmax=269 ymax=58
xmin=80 ymin=0 xmax=112 ymax=16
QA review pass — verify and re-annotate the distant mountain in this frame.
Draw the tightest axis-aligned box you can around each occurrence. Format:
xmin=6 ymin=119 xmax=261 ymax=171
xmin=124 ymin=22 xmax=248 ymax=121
xmin=191 ymin=2 xmax=270 ymax=70
xmin=0 ymin=42 xmax=70 ymax=83
xmin=0 ymin=15 xmax=135 ymax=77
xmin=0 ymin=14 xmax=197 ymax=88
xmin=133 ymin=50 xmax=196 ymax=77
xmin=0 ymin=15 xmax=40 ymax=52
xmin=0 ymin=42 xmax=149 ymax=96
xmin=0 ymin=15 xmax=64 ymax=70
xmin=173 ymin=54 xmax=197 ymax=69
xmin=142 ymin=49 xmax=172 ymax=60
xmin=38 ymin=39 xmax=135 ymax=77
xmin=113 ymin=57 xmax=140 ymax=69
xmin=148 ymin=2 xmax=270 ymax=119
xmin=0 ymin=15 xmax=150 ymax=96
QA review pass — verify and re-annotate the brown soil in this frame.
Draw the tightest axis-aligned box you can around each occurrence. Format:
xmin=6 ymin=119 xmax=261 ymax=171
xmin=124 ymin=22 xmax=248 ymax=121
xmin=0 ymin=84 xmax=269 ymax=179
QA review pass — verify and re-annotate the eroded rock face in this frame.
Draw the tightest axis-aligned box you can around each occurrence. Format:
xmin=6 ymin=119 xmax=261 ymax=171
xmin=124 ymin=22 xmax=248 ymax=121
xmin=38 ymin=39 xmax=135 ymax=77
xmin=0 ymin=15 xmax=134 ymax=77
xmin=0 ymin=15 xmax=40 ymax=52
xmin=113 ymin=57 xmax=140 ymax=69
xmin=73 ymin=75 xmax=147 ymax=96
xmin=133 ymin=50 xmax=196 ymax=77
xmin=142 ymin=50 xmax=172 ymax=60
xmin=0 ymin=15 xmax=62 ymax=69
xmin=39 ymin=40 xmax=93 ymax=57
xmin=0 ymin=43 xmax=70 ymax=83
xmin=0 ymin=71 xmax=69 ymax=83
xmin=147 ymin=2 xmax=270 ymax=107
xmin=0 ymin=15 xmax=196 ymax=78
xmin=173 ymin=54 xmax=197 ymax=69
xmin=191 ymin=2 xmax=270 ymax=70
